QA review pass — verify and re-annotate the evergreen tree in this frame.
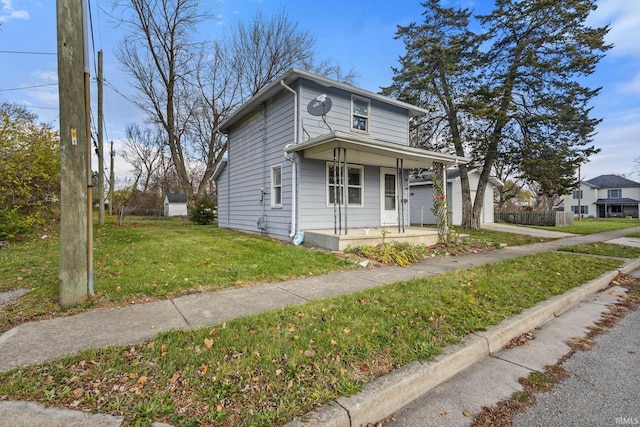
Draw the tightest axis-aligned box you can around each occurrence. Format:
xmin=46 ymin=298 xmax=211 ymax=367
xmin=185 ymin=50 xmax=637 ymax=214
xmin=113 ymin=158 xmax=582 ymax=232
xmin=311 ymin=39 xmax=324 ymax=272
xmin=387 ymin=0 xmax=609 ymax=228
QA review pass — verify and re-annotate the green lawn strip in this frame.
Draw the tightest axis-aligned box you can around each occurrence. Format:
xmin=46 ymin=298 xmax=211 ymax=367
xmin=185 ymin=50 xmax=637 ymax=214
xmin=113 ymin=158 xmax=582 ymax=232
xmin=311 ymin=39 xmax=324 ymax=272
xmin=462 ymin=228 xmax=553 ymax=246
xmin=0 ymin=252 xmax=621 ymax=426
xmin=537 ymin=218 xmax=640 ymax=235
xmin=627 ymin=231 xmax=640 ymax=238
xmin=558 ymin=242 xmax=640 ymax=258
xmin=0 ymin=222 xmax=354 ymax=332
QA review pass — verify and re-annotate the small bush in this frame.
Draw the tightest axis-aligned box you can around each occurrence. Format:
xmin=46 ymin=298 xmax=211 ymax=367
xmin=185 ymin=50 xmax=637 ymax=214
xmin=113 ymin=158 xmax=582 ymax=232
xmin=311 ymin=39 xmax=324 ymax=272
xmin=0 ymin=208 xmax=41 ymax=241
xmin=189 ymin=196 xmax=217 ymax=225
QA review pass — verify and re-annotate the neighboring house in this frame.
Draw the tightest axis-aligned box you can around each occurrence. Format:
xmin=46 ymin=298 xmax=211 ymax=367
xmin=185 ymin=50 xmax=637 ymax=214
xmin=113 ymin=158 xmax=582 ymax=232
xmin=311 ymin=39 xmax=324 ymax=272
xmin=563 ymin=174 xmax=640 ymax=218
xmin=164 ymin=193 xmax=188 ymax=217
xmin=214 ymin=69 xmax=469 ymax=250
xmin=409 ymin=168 xmax=503 ymax=226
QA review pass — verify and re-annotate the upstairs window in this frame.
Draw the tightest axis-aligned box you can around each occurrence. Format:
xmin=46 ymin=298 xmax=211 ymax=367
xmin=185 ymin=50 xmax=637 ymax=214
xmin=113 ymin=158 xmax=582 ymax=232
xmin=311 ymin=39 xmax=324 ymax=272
xmin=608 ymin=188 xmax=622 ymax=199
xmin=351 ymin=96 xmax=370 ymax=133
xmin=572 ymin=190 xmax=582 ymax=199
xmin=271 ymin=165 xmax=282 ymax=208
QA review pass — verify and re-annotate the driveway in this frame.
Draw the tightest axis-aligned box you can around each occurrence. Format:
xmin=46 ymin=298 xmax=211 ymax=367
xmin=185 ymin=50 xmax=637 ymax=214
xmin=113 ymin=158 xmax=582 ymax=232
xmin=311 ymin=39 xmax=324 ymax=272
xmin=482 ymin=222 xmax=576 ymax=238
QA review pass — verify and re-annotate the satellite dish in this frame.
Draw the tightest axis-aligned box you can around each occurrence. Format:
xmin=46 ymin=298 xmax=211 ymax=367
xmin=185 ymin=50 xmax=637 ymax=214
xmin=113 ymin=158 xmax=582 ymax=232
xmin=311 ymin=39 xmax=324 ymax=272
xmin=307 ymin=94 xmax=332 ymax=116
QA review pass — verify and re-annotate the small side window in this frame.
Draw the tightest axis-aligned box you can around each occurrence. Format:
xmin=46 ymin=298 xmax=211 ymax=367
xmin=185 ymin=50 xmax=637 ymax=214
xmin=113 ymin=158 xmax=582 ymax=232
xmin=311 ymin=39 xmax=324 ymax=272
xmin=271 ymin=165 xmax=282 ymax=208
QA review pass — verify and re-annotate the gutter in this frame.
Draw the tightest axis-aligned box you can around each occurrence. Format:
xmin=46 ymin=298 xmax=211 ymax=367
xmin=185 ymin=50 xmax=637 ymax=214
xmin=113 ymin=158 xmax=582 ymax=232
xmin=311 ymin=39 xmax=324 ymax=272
xmin=280 ymin=80 xmax=298 ymax=238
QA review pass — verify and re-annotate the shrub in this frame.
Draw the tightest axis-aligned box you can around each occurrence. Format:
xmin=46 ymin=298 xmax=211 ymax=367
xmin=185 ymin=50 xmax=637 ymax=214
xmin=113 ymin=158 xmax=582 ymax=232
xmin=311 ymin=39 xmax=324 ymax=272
xmin=189 ymin=196 xmax=217 ymax=225
xmin=0 ymin=208 xmax=41 ymax=241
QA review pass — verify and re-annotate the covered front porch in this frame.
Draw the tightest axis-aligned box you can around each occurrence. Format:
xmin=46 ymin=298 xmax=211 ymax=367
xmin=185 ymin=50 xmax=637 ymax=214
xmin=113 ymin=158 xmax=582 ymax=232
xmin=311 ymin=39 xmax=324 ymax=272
xmin=287 ymin=131 xmax=470 ymax=249
xmin=304 ymin=227 xmax=440 ymax=252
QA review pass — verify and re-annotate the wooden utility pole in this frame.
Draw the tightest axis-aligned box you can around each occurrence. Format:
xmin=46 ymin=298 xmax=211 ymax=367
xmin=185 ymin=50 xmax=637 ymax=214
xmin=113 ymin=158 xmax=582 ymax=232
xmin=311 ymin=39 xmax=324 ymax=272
xmin=57 ymin=0 xmax=88 ymax=306
xmin=109 ymin=140 xmax=115 ymax=216
xmin=98 ymin=50 xmax=105 ymax=225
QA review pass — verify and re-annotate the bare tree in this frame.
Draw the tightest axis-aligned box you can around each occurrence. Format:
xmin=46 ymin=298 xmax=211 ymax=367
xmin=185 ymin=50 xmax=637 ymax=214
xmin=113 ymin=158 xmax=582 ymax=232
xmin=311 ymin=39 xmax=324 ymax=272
xmin=225 ymin=9 xmax=314 ymax=101
xmin=112 ymin=1 xmax=356 ymax=207
xmin=121 ymin=123 xmax=164 ymax=192
xmin=111 ymin=0 xmax=209 ymax=205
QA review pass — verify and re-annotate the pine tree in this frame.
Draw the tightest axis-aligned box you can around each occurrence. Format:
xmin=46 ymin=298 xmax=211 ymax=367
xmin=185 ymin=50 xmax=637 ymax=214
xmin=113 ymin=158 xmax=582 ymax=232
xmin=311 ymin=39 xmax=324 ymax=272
xmin=387 ymin=0 xmax=610 ymax=228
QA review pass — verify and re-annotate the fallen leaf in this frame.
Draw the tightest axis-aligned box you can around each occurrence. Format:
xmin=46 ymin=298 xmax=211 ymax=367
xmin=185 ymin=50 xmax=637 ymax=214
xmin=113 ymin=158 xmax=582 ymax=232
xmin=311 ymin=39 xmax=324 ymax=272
xmin=129 ymin=372 xmax=138 ymax=379
xmin=296 ymin=311 xmax=305 ymax=317
xmin=463 ymin=411 xmax=470 ymax=417
xmin=161 ymin=344 xmax=168 ymax=357
xmin=330 ymin=339 xmax=337 ymax=346
xmin=360 ymin=364 xmax=369 ymax=372
xmin=168 ymin=372 xmax=180 ymax=384
xmin=608 ymin=290 xmax=617 ymax=295
xmin=303 ymin=349 xmax=315 ymax=357
xmin=204 ymin=338 xmax=214 ymax=349
xmin=441 ymin=411 xmax=448 ymax=416
xmin=137 ymin=375 xmax=148 ymax=386
xmin=343 ymin=328 xmax=351 ymax=334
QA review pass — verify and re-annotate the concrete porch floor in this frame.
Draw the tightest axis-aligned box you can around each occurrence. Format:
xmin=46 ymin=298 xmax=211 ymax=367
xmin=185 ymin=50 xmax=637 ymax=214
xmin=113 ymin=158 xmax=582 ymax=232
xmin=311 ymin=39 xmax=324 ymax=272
xmin=303 ymin=227 xmax=440 ymax=251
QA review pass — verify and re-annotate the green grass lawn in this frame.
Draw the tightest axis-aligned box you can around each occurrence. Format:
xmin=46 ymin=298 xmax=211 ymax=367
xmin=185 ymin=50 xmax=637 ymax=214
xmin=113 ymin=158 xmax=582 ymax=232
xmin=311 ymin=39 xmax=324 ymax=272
xmin=538 ymin=217 xmax=640 ymax=235
xmin=559 ymin=242 xmax=640 ymax=258
xmin=0 ymin=252 xmax=623 ymax=426
xmin=0 ymin=218 xmax=355 ymax=332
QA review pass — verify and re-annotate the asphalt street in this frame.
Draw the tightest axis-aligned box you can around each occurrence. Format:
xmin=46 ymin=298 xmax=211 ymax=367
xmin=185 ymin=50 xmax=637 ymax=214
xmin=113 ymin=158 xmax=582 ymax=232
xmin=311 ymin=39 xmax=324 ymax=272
xmin=386 ymin=279 xmax=640 ymax=427
xmin=512 ymin=307 xmax=640 ymax=427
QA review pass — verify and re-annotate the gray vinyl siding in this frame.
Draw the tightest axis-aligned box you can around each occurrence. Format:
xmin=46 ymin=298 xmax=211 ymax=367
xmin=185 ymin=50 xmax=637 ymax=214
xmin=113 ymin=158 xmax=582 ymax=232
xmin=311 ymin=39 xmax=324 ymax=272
xmin=298 ymin=80 xmax=409 ymax=145
xmin=298 ymin=158 xmax=381 ymax=230
xmin=220 ymin=91 xmax=295 ymax=238
xmin=409 ymin=183 xmax=453 ymax=225
xmin=217 ymin=164 xmax=228 ymax=226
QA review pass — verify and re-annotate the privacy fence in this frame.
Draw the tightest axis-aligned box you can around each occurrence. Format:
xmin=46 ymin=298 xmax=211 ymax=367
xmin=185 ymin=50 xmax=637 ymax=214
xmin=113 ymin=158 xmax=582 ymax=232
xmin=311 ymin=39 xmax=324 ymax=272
xmin=495 ymin=211 xmax=573 ymax=227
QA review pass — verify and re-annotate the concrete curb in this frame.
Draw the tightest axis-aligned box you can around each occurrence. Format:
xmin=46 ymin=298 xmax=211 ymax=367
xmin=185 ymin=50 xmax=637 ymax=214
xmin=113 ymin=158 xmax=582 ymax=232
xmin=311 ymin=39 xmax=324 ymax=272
xmin=284 ymin=257 xmax=640 ymax=427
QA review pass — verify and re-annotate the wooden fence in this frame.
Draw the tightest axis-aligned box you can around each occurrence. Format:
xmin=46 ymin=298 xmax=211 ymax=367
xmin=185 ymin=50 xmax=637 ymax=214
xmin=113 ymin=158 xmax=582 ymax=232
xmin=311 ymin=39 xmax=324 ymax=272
xmin=495 ymin=211 xmax=573 ymax=227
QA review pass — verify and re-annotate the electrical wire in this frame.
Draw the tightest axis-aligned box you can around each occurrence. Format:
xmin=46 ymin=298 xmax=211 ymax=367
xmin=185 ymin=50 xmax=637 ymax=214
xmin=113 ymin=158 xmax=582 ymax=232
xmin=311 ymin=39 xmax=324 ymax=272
xmin=0 ymin=50 xmax=55 ymax=55
xmin=0 ymin=83 xmax=58 ymax=92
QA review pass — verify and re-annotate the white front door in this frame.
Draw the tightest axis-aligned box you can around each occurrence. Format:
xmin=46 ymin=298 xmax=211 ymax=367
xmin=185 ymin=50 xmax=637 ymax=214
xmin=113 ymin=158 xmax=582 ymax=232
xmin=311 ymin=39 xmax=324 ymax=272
xmin=381 ymin=168 xmax=398 ymax=226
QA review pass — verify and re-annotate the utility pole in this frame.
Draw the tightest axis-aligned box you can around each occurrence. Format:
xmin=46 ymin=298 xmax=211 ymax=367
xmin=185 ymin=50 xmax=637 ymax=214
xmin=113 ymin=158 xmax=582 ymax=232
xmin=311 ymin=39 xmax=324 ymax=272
xmin=98 ymin=50 xmax=105 ymax=225
xmin=109 ymin=140 xmax=115 ymax=216
xmin=57 ymin=0 xmax=88 ymax=306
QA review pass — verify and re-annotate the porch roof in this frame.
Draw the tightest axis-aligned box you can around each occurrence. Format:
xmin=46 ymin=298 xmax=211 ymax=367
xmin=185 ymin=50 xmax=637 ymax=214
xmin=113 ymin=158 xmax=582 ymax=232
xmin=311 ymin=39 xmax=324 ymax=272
xmin=285 ymin=131 xmax=470 ymax=169
xmin=595 ymin=198 xmax=640 ymax=205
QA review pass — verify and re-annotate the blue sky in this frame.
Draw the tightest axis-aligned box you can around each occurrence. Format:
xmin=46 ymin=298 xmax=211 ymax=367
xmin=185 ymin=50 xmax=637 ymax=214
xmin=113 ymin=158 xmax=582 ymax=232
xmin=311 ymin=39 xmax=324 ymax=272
xmin=0 ymin=0 xmax=638 ymax=185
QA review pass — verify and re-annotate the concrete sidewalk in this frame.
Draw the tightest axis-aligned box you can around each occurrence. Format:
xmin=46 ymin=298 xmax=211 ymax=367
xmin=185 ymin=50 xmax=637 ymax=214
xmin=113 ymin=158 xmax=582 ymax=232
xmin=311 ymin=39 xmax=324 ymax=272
xmin=1 ymin=225 xmax=639 ymax=426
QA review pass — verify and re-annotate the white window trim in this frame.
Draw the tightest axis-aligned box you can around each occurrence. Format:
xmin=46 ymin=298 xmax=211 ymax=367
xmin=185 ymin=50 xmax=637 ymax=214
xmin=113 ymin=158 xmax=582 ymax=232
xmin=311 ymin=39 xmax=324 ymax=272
xmin=326 ymin=162 xmax=364 ymax=208
xmin=271 ymin=165 xmax=282 ymax=208
xmin=351 ymin=95 xmax=370 ymax=134
xmin=608 ymin=188 xmax=622 ymax=199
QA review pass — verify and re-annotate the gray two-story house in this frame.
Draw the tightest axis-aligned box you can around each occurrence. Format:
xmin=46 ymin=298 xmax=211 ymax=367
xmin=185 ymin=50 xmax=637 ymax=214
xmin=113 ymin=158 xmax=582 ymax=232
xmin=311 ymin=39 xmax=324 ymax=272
xmin=214 ymin=69 xmax=468 ymax=250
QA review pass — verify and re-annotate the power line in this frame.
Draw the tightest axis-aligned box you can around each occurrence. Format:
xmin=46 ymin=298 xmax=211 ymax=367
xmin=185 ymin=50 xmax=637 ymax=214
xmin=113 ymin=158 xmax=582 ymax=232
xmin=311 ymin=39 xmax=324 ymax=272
xmin=0 ymin=83 xmax=58 ymax=92
xmin=104 ymin=81 xmax=138 ymax=106
xmin=0 ymin=50 xmax=56 ymax=55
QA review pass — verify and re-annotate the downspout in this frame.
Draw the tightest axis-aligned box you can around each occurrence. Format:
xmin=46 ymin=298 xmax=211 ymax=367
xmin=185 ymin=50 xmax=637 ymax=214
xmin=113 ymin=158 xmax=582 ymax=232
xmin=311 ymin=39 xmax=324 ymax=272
xmin=281 ymin=80 xmax=298 ymax=237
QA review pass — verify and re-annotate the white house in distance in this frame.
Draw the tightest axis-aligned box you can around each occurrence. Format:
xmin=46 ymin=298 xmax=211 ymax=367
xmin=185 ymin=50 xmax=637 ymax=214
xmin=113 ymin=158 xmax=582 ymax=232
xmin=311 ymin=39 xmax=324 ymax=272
xmin=213 ymin=68 xmax=470 ymax=250
xmin=563 ymin=174 xmax=640 ymax=218
xmin=409 ymin=168 xmax=503 ymax=226
xmin=164 ymin=193 xmax=188 ymax=217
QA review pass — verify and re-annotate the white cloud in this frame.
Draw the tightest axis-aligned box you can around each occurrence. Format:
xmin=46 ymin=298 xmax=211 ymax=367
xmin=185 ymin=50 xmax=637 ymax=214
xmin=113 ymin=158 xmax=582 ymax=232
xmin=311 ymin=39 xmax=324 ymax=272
xmin=32 ymin=70 xmax=58 ymax=83
xmin=615 ymin=72 xmax=640 ymax=95
xmin=590 ymin=0 xmax=640 ymax=57
xmin=0 ymin=0 xmax=29 ymax=23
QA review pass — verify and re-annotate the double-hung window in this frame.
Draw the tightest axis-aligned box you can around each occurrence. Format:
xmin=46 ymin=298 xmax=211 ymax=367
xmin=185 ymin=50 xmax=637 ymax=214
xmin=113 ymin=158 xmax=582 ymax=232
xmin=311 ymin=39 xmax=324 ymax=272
xmin=271 ymin=165 xmax=282 ymax=208
xmin=327 ymin=163 xmax=363 ymax=207
xmin=608 ymin=188 xmax=621 ymax=199
xmin=351 ymin=96 xmax=370 ymax=133
xmin=572 ymin=190 xmax=582 ymax=199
